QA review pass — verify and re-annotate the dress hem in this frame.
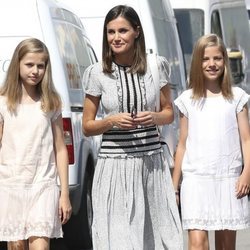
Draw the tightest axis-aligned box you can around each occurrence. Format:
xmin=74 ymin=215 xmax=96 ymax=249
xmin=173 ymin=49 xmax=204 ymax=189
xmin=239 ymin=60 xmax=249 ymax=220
xmin=183 ymin=224 xmax=250 ymax=231
xmin=0 ymin=232 xmax=63 ymax=241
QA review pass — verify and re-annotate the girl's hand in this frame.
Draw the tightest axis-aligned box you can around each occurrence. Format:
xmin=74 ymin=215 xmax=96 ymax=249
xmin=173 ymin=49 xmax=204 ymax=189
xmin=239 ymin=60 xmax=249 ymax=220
xmin=133 ymin=111 xmax=155 ymax=126
xmin=235 ymin=173 xmax=250 ymax=199
xmin=59 ymin=195 xmax=72 ymax=224
xmin=111 ymin=112 xmax=137 ymax=129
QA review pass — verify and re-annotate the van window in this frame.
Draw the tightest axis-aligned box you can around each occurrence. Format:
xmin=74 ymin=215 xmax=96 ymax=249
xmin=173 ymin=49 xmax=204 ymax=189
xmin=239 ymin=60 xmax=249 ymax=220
xmin=211 ymin=10 xmax=223 ymax=39
xmin=52 ymin=11 xmax=92 ymax=90
xmin=219 ymin=5 xmax=250 ymax=85
xmin=220 ymin=6 xmax=250 ymax=51
xmin=86 ymin=43 xmax=98 ymax=65
xmin=174 ymin=9 xmax=204 ymax=73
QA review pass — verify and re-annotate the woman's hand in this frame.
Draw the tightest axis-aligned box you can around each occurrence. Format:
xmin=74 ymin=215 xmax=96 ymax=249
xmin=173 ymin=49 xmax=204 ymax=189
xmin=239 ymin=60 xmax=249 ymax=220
xmin=132 ymin=111 xmax=155 ymax=126
xmin=59 ymin=195 xmax=72 ymax=225
xmin=111 ymin=112 xmax=137 ymax=129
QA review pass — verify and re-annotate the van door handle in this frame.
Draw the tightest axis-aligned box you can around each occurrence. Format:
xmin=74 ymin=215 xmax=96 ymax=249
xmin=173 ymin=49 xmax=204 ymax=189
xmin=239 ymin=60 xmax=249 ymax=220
xmin=71 ymin=106 xmax=83 ymax=112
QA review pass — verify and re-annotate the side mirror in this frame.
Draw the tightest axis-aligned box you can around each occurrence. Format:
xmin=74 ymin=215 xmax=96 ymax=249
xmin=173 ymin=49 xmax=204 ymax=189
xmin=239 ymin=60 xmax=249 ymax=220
xmin=227 ymin=49 xmax=244 ymax=84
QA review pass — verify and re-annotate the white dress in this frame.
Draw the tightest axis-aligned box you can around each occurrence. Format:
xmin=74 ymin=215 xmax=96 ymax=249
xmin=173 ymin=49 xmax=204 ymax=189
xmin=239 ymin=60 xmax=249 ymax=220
xmin=174 ymin=87 xmax=250 ymax=230
xmin=84 ymin=57 xmax=183 ymax=250
xmin=0 ymin=96 xmax=62 ymax=241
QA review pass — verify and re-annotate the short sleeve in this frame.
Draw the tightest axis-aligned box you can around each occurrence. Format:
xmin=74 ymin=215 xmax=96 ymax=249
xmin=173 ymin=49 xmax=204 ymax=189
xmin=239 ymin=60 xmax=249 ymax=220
xmin=0 ymin=96 xmax=6 ymax=124
xmin=51 ymin=109 xmax=62 ymax=122
xmin=157 ymin=55 xmax=171 ymax=89
xmin=83 ymin=63 xmax=102 ymax=97
xmin=235 ymin=87 xmax=249 ymax=113
xmin=174 ymin=91 xmax=189 ymax=118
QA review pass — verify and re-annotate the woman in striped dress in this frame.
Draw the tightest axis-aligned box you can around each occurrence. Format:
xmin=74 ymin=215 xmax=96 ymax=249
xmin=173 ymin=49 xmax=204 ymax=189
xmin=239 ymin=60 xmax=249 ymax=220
xmin=82 ymin=5 xmax=183 ymax=250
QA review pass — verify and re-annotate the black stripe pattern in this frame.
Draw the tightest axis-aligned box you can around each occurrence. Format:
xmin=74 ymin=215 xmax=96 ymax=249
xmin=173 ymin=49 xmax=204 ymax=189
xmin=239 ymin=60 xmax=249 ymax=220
xmin=99 ymin=64 xmax=161 ymax=156
xmin=100 ymin=125 xmax=161 ymax=155
xmin=114 ymin=63 xmax=146 ymax=114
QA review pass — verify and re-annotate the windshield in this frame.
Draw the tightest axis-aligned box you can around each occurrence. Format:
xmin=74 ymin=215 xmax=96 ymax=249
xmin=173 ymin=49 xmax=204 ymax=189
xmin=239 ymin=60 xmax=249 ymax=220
xmin=174 ymin=9 xmax=204 ymax=74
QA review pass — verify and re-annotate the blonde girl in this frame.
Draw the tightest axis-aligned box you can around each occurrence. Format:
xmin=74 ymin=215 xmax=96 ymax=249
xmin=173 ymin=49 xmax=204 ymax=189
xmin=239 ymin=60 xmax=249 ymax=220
xmin=0 ymin=38 xmax=72 ymax=250
xmin=173 ymin=34 xmax=250 ymax=250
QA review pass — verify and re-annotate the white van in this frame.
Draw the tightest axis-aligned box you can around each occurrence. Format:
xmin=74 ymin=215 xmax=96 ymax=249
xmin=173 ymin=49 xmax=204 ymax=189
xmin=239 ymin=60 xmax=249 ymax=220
xmin=170 ymin=0 xmax=250 ymax=93
xmin=0 ymin=0 xmax=97 ymax=248
xmin=59 ymin=0 xmax=187 ymax=165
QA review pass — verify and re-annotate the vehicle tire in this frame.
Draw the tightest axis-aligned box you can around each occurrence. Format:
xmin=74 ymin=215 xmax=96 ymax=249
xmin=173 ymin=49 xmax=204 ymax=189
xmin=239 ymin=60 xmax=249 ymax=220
xmin=63 ymin=163 xmax=94 ymax=249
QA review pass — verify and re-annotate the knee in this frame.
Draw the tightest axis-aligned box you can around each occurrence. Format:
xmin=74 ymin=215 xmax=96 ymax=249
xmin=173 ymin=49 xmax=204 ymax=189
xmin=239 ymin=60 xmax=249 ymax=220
xmin=28 ymin=237 xmax=49 ymax=250
xmin=188 ymin=232 xmax=209 ymax=250
xmin=189 ymin=238 xmax=209 ymax=249
xmin=7 ymin=240 xmax=28 ymax=250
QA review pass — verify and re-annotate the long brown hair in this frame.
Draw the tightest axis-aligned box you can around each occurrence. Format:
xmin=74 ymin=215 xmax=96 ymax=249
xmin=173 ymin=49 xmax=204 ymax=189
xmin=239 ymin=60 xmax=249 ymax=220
xmin=1 ymin=38 xmax=61 ymax=112
xmin=102 ymin=5 xmax=147 ymax=74
xmin=189 ymin=34 xmax=233 ymax=99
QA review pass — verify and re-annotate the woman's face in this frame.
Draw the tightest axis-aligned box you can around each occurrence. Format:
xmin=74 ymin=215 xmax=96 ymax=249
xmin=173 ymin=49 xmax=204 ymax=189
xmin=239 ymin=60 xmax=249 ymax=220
xmin=202 ymin=45 xmax=225 ymax=83
xmin=106 ymin=16 xmax=139 ymax=63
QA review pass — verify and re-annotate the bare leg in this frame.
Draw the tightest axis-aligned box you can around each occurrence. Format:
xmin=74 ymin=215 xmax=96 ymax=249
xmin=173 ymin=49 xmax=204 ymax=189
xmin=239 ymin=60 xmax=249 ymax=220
xmin=7 ymin=240 xmax=28 ymax=250
xmin=215 ymin=230 xmax=236 ymax=250
xmin=188 ymin=229 xmax=209 ymax=250
xmin=28 ymin=237 xmax=49 ymax=250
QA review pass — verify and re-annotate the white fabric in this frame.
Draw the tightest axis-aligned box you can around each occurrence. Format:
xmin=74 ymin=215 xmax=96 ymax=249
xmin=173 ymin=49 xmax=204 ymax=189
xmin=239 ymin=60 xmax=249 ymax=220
xmin=84 ymin=59 xmax=183 ymax=249
xmin=174 ymin=87 xmax=250 ymax=230
xmin=0 ymin=96 xmax=62 ymax=240
xmin=92 ymin=154 xmax=183 ymax=250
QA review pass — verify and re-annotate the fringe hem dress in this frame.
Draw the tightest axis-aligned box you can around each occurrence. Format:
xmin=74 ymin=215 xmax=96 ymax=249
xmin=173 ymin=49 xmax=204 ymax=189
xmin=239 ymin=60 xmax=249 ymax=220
xmin=0 ymin=96 xmax=62 ymax=241
xmin=174 ymin=87 xmax=250 ymax=231
xmin=84 ymin=57 xmax=183 ymax=250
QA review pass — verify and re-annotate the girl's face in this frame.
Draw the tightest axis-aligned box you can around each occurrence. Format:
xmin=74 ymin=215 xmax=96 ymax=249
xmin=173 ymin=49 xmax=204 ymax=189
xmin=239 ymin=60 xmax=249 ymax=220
xmin=106 ymin=16 xmax=139 ymax=63
xmin=202 ymin=45 xmax=224 ymax=83
xmin=19 ymin=52 xmax=46 ymax=87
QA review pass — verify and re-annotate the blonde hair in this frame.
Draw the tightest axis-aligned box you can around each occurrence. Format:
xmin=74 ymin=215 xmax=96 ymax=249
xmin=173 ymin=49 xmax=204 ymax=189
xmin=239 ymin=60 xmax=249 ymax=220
xmin=189 ymin=34 xmax=233 ymax=99
xmin=1 ymin=38 xmax=61 ymax=112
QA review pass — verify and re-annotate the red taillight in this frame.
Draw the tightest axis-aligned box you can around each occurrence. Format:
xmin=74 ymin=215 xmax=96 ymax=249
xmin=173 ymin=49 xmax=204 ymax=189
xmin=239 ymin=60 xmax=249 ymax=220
xmin=63 ymin=118 xmax=74 ymax=164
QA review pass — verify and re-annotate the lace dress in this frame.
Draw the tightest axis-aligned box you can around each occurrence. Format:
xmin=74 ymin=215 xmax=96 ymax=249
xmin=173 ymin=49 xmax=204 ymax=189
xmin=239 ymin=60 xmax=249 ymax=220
xmin=0 ymin=96 xmax=62 ymax=240
xmin=174 ymin=87 xmax=250 ymax=230
xmin=84 ymin=57 xmax=183 ymax=250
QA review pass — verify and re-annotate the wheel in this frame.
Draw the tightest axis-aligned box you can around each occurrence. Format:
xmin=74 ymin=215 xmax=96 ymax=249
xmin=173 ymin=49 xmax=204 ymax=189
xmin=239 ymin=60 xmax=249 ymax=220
xmin=63 ymin=165 xmax=94 ymax=249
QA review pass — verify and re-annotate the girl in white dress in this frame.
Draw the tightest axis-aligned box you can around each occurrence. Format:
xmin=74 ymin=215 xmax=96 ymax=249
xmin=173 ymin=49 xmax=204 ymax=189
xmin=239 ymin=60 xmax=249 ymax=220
xmin=0 ymin=38 xmax=72 ymax=250
xmin=83 ymin=5 xmax=183 ymax=250
xmin=173 ymin=33 xmax=250 ymax=250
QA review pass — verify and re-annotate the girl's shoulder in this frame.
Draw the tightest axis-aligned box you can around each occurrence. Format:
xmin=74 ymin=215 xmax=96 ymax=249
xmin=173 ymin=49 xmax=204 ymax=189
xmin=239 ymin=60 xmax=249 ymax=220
xmin=232 ymin=86 xmax=248 ymax=97
xmin=174 ymin=89 xmax=193 ymax=116
xmin=176 ymin=89 xmax=193 ymax=100
xmin=232 ymin=87 xmax=249 ymax=113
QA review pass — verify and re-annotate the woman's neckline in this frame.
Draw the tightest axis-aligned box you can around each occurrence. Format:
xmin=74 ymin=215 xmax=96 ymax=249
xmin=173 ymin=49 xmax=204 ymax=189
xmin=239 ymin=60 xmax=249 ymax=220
xmin=113 ymin=61 xmax=131 ymax=68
